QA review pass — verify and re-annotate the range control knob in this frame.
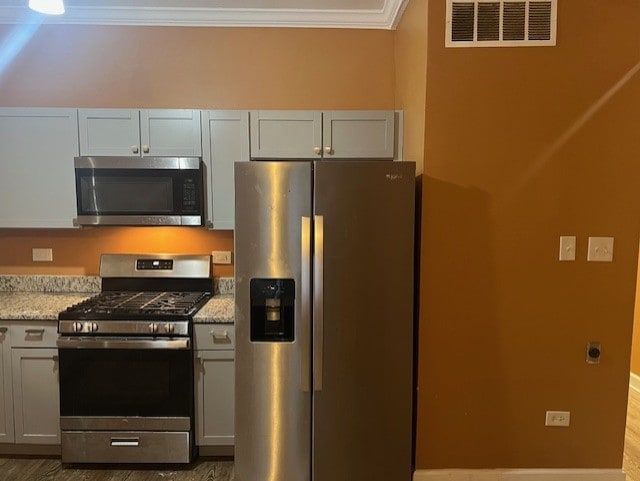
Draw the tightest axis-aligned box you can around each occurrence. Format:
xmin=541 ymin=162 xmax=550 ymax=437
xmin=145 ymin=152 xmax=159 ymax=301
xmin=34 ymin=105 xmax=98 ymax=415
xmin=72 ymin=322 xmax=83 ymax=333
xmin=91 ymin=322 xmax=99 ymax=333
xmin=164 ymin=323 xmax=175 ymax=334
xmin=149 ymin=323 xmax=159 ymax=334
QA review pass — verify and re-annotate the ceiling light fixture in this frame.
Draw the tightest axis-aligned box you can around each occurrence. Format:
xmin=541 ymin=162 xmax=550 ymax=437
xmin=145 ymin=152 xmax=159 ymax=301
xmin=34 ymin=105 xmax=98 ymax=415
xmin=28 ymin=0 xmax=65 ymax=15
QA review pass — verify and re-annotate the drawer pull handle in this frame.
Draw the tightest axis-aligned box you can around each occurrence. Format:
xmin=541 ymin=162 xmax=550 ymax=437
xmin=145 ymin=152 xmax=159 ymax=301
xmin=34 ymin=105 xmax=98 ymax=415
xmin=111 ymin=438 xmax=139 ymax=447
xmin=0 ymin=327 xmax=7 ymax=334
xmin=25 ymin=329 xmax=45 ymax=335
xmin=210 ymin=329 xmax=228 ymax=340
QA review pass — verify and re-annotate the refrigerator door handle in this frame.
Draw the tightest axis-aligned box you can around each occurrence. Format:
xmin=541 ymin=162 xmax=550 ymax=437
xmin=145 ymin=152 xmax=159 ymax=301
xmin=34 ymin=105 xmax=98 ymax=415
xmin=313 ymin=214 xmax=324 ymax=391
xmin=301 ymin=216 xmax=312 ymax=392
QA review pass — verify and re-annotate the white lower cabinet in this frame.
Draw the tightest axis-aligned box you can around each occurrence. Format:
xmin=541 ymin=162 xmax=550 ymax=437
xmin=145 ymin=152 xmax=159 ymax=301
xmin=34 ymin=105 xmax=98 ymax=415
xmin=0 ymin=323 xmax=60 ymax=446
xmin=0 ymin=327 xmax=13 ymax=443
xmin=194 ymin=325 xmax=235 ymax=448
xmin=11 ymin=348 xmax=59 ymax=444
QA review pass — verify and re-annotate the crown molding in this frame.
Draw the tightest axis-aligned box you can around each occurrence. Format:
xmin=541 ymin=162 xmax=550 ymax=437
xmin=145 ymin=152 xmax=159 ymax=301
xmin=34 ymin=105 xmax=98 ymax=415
xmin=0 ymin=0 xmax=408 ymax=29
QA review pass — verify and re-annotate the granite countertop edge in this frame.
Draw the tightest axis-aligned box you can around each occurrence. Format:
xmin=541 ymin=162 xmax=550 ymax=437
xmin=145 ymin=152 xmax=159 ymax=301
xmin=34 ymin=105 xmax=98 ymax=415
xmin=0 ymin=275 xmax=235 ymax=323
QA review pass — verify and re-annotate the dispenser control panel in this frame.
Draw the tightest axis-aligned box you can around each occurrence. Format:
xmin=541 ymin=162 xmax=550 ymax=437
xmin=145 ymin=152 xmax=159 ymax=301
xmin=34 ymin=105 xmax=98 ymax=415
xmin=250 ymin=278 xmax=295 ymax=342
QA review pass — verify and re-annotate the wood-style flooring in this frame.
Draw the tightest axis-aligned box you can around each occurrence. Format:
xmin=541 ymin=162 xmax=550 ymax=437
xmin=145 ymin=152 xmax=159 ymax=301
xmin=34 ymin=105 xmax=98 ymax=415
xmin=625 ymin=386 xmax=640 ymax=481
xmin=0 ymin=458 xmax=234 ymax=481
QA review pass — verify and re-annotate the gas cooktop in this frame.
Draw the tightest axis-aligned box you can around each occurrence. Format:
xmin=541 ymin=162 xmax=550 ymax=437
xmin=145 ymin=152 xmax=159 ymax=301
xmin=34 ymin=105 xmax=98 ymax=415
xmin=58 ymin=254 xmax=212 ymax=337
xmin=59 ymin=290 xmax=210 ymax=320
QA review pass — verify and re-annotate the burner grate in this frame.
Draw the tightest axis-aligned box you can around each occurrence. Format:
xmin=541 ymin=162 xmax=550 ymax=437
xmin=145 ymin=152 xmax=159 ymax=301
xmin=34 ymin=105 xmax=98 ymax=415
xmin=64 ymin=291 xmax=209 ymax=317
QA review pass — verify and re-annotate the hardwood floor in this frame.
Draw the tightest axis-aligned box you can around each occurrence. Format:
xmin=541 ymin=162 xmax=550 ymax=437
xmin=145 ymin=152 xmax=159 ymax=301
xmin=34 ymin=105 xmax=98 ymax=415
xmin=625 ymin=386 xmax=640 ymax=481
xmin=0 ymin=458 xmax=234 ymax=481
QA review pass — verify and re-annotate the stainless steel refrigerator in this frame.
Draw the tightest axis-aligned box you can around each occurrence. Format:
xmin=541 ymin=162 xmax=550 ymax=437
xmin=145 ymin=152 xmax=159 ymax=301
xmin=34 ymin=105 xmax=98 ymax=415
xmin=234 ymin=160 xmax=415 ymax=481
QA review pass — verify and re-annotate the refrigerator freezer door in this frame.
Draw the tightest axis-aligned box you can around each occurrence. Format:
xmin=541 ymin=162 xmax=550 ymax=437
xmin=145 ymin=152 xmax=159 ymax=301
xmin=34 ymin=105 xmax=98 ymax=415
xmin=312 ymin=161 xmax=415 ymax=481
xmin=235 ymin=161 xmax=312 ymax=481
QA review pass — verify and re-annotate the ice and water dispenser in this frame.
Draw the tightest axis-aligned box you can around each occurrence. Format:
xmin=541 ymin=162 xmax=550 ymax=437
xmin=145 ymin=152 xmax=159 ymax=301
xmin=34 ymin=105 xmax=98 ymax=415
xmin=250 ymin=279 xmax=295 ymax=342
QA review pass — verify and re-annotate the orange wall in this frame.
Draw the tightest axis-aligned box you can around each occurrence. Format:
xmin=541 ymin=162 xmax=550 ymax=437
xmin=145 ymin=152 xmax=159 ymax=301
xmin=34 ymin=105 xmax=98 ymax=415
xmin=416 ymin=0 xmax=640 ymax=469
xmin=394 ymin=0 xmax=427 ymax=174
xmin=0 ymin=25 xmax=395 ymax=276
xmin=0 ymin=25 xmax=395 ymax=109
xmin=632 ymin=256 xmax=640 ymax=375
xmin=0 ymin=228 xmax=233 ymax=277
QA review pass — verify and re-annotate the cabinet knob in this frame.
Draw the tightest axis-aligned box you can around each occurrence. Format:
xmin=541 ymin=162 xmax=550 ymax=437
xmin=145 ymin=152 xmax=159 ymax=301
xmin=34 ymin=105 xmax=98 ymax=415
xmin=324 ymin=146 xmax=333 ymax=155
xmin=142 ymin=145 xmax=150 ymax=154
xmin=131 ymin=145 xmax=139 ymax=154
xmin=313 ymin=147 xmax=321 ymax=155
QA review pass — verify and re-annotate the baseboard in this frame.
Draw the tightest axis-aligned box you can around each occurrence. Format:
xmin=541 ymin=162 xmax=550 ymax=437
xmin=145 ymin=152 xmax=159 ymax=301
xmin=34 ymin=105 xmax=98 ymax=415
xmin=630 ymin=372 xmax=640 ymax=394
xmin=0 ymin=444 xmax=61 ymax=456
xmin=413 ymin=469 xmax=626 ymax=481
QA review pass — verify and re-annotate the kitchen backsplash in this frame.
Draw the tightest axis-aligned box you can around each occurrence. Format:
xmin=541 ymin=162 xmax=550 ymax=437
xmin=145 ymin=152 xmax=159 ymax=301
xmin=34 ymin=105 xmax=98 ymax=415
xmin=215 ymin=277 xmax=234 ymax=295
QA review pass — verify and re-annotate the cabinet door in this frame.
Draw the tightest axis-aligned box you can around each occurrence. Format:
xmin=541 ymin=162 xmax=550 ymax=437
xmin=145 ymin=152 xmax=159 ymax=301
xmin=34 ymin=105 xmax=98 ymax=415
xmin=0 ymin=327 xmax=13 ymax=443
xmin=79 ymin=108 xmax=141 ymax=157
xmin=322 ymin=110 xmax=395 ymax=159
xmin=141 ymin=109 xmax=202 ymax=157
xmin=11 ymin=348 xmax=60 ymax=445
xmin=0 ymin=108 xmax=79 ymax=228
xmin=202 ymin=111 xmax=249 ymax=229
xmin=195 ymin=350 xmax=234 ymax=446
xmin=250 ymin=110 xmax=322 ymax=159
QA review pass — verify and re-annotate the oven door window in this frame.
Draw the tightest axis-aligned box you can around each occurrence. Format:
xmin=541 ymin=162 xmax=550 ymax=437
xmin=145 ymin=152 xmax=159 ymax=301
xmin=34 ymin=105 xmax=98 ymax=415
xmin=59 ymin=348 xmax=192 ymax=417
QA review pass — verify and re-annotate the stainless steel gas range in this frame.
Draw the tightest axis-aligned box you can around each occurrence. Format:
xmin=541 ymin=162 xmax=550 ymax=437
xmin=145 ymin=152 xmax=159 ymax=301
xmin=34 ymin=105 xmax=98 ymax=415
xmin=56 ymin=254 xmax=212 ymax=464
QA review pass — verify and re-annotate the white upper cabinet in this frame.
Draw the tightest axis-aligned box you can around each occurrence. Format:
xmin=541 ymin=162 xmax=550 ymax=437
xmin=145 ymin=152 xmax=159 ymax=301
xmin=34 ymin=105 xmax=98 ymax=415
xmin=250 ymin=110 xmax=322 ymax=159
xmin=0 ymin=108 xmax=79 ymax=228
xmin=141 ymin=109 xmax=202 ymax=157
xmin=78 ymin=109 xmax=140 ymax=156
xmin=322 ymin=110 xmax=395 ymax=159
xmin=249 ymin=110 xmax=395 ymax=160
xmin=202 ymin=111 xmax=250 ymax=230
xmin=79 ymin=108 xmax=202 ymax=157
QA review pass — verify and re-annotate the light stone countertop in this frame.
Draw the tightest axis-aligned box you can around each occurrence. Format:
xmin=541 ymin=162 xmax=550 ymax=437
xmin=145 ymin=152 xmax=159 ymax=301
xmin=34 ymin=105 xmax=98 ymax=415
xmin=0 ymin=292 xmax=94 ymax=321
xmin=193 ymin=295 xmax=234 ymax=324
xmin=0 ymin=275 xmax=234 ymax=324
xmin=0 ymin=275 xmax=99 ymax=321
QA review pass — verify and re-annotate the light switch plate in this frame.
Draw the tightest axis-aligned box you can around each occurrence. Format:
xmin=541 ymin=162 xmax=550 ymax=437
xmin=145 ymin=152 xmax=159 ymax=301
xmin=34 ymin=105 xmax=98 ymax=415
xmin=587 ymin=237 xmax=614 ymax=262
xmin=559 ymin=236 xmax=576 ymax=261
xmin=212 ymin=251 xmax=232 ymax=265
xmin=32 ymin=248 xmax=53 ymax=262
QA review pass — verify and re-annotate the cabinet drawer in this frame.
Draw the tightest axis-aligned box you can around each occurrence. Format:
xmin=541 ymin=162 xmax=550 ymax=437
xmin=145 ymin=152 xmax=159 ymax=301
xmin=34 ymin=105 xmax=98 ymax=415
xmin=61 ymin=431 xmax=190 ymax=463
xmin=194 ymin=325 xmax=235 ymax=351
xmin=9 ymin=324 xmax=58 ymax=348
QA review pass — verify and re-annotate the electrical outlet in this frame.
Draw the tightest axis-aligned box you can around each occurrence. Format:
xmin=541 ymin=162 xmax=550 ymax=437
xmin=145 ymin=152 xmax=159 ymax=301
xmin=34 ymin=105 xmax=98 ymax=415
xmin=212 ymin=251 xmax=232 ymax=265
xmin=545 ymin=410 xmax=570 ymax=427
xmin=32 ymin=248 xmax=53 ymax=262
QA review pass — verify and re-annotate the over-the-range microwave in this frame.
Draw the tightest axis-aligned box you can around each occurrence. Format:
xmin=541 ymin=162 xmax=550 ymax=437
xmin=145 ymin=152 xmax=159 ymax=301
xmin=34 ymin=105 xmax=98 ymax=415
xmin=74 ymin=156 xmax=204 ymax=226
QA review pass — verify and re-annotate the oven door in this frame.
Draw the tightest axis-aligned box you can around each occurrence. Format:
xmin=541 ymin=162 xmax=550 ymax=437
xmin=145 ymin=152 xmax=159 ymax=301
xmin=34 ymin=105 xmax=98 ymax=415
xmin=58 ymin=337 xmax=193 ymax=430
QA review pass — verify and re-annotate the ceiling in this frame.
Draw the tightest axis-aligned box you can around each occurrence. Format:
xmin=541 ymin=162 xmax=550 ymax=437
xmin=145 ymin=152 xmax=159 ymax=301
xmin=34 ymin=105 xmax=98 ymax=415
xmin=0 ymin=0 xmax=409 ymax=29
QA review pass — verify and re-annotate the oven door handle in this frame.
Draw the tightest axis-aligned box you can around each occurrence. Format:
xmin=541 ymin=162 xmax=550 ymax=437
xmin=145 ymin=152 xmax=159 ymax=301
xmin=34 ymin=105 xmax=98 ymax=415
xmin=56 ymin=337 xmax=190 ymax=350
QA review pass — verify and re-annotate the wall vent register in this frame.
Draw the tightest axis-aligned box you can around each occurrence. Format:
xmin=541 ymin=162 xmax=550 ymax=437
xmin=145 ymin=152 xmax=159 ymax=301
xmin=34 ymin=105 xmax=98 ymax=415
xmin=446 ymin=0 xmax=557 ymax=47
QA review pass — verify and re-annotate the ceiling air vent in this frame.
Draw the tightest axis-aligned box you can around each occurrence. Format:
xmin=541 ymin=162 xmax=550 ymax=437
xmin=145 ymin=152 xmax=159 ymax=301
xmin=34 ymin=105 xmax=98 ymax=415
xmin=447 ymin=0 xmax=557 ymax=47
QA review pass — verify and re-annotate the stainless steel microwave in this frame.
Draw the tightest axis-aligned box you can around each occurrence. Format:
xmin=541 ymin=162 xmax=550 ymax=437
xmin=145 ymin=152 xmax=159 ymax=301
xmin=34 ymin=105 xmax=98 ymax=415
xmin=74 ymin=157 xmax=204 ymax=226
